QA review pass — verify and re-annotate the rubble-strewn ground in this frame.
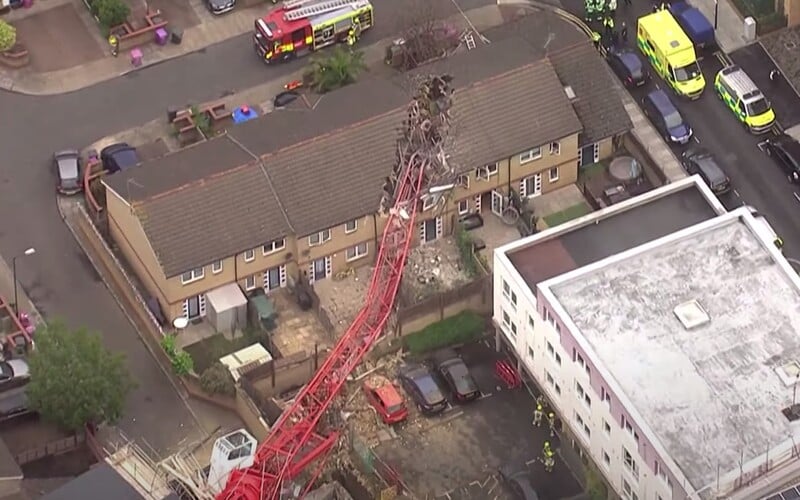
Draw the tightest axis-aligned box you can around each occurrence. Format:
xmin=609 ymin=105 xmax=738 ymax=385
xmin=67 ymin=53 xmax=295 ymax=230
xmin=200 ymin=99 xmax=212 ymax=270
xmin=314 ymin=266 xmax=373 ymax=336
xmin=404 ymin=237 xmax=473 ymax=304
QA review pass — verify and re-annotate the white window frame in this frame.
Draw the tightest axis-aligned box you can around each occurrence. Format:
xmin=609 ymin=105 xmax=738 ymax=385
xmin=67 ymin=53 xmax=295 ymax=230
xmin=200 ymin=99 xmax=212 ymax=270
xmin=180 ymin=267 xmax=204 ymax=285
xmin=308 ymin=229 xmax=332 ymax=246
xmin=602 ymin=450 xmax=611 ymax=467
xmin=245 ymin=274 xmax=257 ymax=291
xmin=502 ymin=280 xmax=510 ymax=297
xmin=456 ymin=174 xmax=470 ymax=189
xmin=262 ymin=238 xmax=286 ymax=255
xmin=345 ymin=242 xmax=368 ymax=262
xmin=502 ymin=310 xmax=511 ymax=328
xmin=344 ymin=219 xmax=358 ymax=234
xmin=623 ymin=447 xmax=639 ymax=480
xmin=475 ymin=163 xmax=499 ymax=181
xmin=211 ymin=260 xmax=223 ymax=274
xmin=550 ymin=141 xmax=561 ymax=155
xmin=510 ymin=321 xmax=517 ymax=338
xmin=457 ymin=199 xmax=469 ymax=215
xmin=422 ymin=194 xmax=440 ymax=211
xmin=510 ymin=291 xmax=517 ymax=308
xmin=243 ymin=249 xmax=255 ymax=262
xmin=549 ymin=166 xmax=560 ymax=182
xmin=519 ymin=147 xmax=542 ymax=164
xmin=604 ymin=420 xmax=611 ymax=435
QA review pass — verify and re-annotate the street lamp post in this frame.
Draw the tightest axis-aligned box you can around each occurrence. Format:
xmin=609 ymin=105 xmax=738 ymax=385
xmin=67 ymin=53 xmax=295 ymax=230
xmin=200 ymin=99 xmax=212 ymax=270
xmin=12 ymin=248 xmax=36 ymax=316
xmin=714 ymin=0 xmax=719 ymax=30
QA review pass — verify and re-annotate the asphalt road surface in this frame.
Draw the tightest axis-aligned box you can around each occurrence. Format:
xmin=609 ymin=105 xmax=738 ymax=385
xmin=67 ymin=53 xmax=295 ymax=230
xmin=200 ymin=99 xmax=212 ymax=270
xmin=559 ymin=0 xmax=800 ymax=259
xmin=0 ymin=0 xmax=492 ymax=452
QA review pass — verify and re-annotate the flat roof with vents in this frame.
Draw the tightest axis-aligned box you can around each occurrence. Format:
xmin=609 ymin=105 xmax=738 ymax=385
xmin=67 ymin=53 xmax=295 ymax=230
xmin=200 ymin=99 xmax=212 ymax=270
xmin=542 ymin=209 xmax=800 ymax=493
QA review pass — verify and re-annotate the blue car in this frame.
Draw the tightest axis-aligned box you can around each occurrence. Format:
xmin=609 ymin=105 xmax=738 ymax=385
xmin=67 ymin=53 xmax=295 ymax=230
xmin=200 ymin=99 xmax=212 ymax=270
xmin=642 ymin=89 xmax=693 ymax=145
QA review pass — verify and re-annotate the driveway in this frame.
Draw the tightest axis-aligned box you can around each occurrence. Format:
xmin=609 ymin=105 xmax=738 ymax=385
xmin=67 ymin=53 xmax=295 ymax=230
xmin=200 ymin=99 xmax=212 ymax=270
xmin=374 ymin=341 xmax=582 ymax=499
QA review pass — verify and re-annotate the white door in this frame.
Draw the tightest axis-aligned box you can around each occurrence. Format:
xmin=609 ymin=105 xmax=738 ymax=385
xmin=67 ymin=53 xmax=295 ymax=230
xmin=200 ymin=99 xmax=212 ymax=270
xmin=310 ymin=257 xmax=332 ymax=283
xmin=421 ymin=217 xmax=441 ymax=243
xmin=491 ymin=190 xmax=504 ymax=216
xmin=474 ymin=194 xmax=482 ymax=214
xmin=529 ymin=173 xmax=542 ymax=197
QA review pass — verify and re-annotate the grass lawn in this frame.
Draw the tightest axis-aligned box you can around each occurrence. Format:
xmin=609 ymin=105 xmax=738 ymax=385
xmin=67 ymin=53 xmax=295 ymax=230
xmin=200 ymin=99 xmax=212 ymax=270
xmin=543 ymin=203 xmax=591 ymax=228
xmin=579 ymin=161 xmax=607 ymax=180
xmin=403 ymin=311 xmax=485 ymax=355
xmin=184 ymin=333 xmax=261 ymax=374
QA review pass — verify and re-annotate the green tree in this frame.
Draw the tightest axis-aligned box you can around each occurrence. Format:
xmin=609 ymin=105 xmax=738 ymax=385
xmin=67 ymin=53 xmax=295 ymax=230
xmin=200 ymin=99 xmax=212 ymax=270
xmin=27 ymin=321 xmax=135 ymax=432
xmin=305 ymin=47 xmax=366 ymax=93
xmin=585 ymin=467 xmax=608 ymax=500
xmin=93 ymin=0 xmax=130 ymax=29
xmin=0 ymin=20 xmax=16 ymax=52
xmin=200 ymin=362 xmax=235 ymax=396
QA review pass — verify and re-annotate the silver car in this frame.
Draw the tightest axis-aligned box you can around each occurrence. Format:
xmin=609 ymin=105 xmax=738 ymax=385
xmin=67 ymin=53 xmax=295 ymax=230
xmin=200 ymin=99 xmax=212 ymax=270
xmin=53 ymin=149 xmax=82 ymax=195
xmin=0 ymin=359 xmax=29 ymax=383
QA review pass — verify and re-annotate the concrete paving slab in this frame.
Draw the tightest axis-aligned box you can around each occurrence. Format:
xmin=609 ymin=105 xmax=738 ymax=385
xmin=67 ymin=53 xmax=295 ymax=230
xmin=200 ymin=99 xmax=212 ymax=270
xmin=730 ymin=42 xmax=800 ymax=128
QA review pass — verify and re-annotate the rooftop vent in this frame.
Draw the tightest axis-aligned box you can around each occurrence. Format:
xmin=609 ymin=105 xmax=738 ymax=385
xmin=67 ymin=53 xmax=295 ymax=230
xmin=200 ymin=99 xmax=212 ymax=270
xmin=564 ymin=86 xmax=576 ymax=100
xmin=777 ymin=361 xmax=800 ymax=387
xmin=673 ymin=300 xmax=710 ymax=330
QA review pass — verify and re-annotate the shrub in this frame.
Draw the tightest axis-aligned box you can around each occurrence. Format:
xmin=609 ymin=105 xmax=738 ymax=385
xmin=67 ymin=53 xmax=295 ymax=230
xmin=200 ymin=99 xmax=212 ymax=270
xmin=200 ymin=362 xmax=236 ymax=397
xmin=455 ymin=224 xmax=478 ymax=277
xmin=0 ymin=20 xmax=16 ymax=52
xmin=161 ymin=334 xmax=194 ymax=376
xmin=403 ymin=311 xmax=485 ymax=354
xmin=94 ymin=0 xmax=129 ymax=28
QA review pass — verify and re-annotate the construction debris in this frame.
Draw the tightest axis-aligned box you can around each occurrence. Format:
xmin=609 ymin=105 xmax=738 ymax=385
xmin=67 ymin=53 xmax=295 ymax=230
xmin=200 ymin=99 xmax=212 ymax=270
xmin=405 ymin=237 xmax=472 ymax=302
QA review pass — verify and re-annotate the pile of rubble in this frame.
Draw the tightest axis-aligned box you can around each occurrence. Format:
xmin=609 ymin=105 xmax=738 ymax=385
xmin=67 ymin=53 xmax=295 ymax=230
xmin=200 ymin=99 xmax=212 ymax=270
xmin=404 ymin=237 xmax=472 ymax=302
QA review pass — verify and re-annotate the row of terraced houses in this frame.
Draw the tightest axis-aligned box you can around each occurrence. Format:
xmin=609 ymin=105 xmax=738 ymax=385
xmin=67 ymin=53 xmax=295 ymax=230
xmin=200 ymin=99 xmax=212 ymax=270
xmin=101 ymin=14 xmax=632 ymax=324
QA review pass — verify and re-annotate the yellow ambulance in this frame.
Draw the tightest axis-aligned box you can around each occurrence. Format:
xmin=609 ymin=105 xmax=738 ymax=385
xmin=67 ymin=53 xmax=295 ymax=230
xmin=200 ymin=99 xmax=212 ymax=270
xmin=714 ymin=65 xmax=775 ymax=134
xmin=637 ymin=10 xmax=705 ymax=99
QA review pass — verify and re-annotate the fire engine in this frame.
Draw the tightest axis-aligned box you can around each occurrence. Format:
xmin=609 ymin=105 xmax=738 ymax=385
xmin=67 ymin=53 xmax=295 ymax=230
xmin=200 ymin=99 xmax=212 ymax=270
xmin=253 ymin=0 xmax=374 ymax=63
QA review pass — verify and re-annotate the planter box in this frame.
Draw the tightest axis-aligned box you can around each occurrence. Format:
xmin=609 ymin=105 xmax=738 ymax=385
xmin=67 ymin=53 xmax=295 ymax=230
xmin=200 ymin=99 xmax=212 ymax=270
xmin=0 ymin=44 xmax=29 ymax=68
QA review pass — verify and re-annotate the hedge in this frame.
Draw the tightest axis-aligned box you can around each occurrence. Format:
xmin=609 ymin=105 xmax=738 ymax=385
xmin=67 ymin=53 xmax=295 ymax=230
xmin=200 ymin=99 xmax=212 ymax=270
xmin=403 ymin=311 xmax=485 ymax=354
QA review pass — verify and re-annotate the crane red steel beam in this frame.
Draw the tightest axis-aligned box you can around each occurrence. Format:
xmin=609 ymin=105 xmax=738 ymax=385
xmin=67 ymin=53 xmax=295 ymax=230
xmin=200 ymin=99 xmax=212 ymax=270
xmin=217 ymin=75 xmax=454 ymax=500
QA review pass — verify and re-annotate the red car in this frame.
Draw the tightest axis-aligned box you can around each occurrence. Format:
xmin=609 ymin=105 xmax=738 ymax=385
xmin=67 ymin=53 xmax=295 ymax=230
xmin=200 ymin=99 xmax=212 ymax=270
xmin=363 ymin=375 xmax=408 ymax=424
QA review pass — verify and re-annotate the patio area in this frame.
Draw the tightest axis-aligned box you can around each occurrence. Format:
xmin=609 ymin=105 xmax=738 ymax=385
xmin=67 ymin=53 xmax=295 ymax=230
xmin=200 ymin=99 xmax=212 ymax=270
xmin=313 ymin=266 xmax=372 ymax=337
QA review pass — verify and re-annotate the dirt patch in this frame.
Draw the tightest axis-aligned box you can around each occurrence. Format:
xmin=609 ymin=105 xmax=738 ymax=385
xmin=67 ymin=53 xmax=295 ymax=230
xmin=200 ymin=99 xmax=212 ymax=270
xmin=14 ymin=3 xmax=104 ymax=73
xmin=147 ymin=0 xmax=200 ymax=29
xmin=403 ymin=237 xmax=472 ymax=303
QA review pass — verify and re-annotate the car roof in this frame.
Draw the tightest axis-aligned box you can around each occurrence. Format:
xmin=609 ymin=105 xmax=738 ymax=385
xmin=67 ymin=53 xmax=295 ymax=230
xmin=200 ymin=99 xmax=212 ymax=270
xmin=694 ymin=156 xmax=726 ymax=178
xmin=375 ymin=384 xmax=403 ymax=406
xmin=617 ymin=51 xmax=642 ymax=71
xmin=646 ymin=90 xmax=677 ymax=114
xmin=775 ymin=135 xmax=800 ymax=157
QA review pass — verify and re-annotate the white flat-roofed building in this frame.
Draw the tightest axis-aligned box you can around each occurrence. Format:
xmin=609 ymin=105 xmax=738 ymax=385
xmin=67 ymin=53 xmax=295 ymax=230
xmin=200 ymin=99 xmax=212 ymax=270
xmin=493 ymin=176 xmax=800 ymax=500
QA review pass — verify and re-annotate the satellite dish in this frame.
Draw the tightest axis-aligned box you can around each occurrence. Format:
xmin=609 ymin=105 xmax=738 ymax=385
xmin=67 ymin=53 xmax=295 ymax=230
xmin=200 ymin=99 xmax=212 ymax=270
xmin=173 ymin=317 xmax=189 ymax=330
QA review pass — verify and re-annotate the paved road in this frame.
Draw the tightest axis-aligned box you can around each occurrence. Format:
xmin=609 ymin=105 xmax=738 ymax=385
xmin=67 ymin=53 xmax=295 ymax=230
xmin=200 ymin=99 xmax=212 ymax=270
xmin=0 ymin=0 xmax=491 ymax=452
xmin=559 ymin=0 xmax=800 ymax=257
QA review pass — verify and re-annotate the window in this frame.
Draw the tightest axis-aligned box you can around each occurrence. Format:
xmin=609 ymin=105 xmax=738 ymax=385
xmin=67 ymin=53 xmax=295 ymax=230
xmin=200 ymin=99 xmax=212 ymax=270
xmin=622 ymin=417 xmax=639 ymax=442
xmin=622 ymin=479 xmax=637 ymax=500
xmin=475 ymin=163 xmax=499 ymax=180
xmin=550 ymin=142 xmax=561 ymax=155
xmin=575 ymin=412 xmax=590 ymax=438
xmin=623 ymin=447 xmax=639 ymax=479
xmin=510 ymin=321 xmax=518 ymax=338
xmin=243 ymin=249 xmax=255 ymax=262
xmin=527 ymin=346 xmax=535 ymax=359
xmin=519 ymin=147 xmax=542 ymax=164
xmin=422 ymin=194 xmax=440 ymax=211
xmin=180 ymin=267 xmax=204 ymax=284
xmin=655 ymin=462 xmax=670 ymax=484
xmin=502 ymin=310 xmax=511 ymax=328
xmin=510 ymin=291 xmax=517 ymax=307
xmin=584 ymin=393 xmax=592 ymax=408
xmin=602 ymin=450 xmax=611 ymax=467
xmin=544 ymin=308 xmax=551 ymax=323
xmin=604 ymin=421 xmax=611 ymax=435
xmin=503 ymin=280 xmax=510 ymax=297
xmin=262 ymin=238 xmax=286 ymax=255
xmin=344 ymin=219 xmax=358 ymax=233
xmin=546 ymin=371 xmax=555 ymax=386
xmin=457 ymin=199 xmax=469 ymax=215
xmin=245 ymin=274 xmax=257 ymax=291
xmin=555 ymin=383 xmax=561 ymax=395
xmin=456 ymin=175 xmax=469 ymax=189
xmin=528 ymin=315 xmax=535 ymax=328
xmin=309 ymin=229 xmax=331 ymax=246
xmin=574 ymin=350 xmax=591 ymax=376
xmin=211 ymin=260 xmax=223 ymax=274
xmin=346 ymin=242 xmax=368 ymax=261
xmin=602 ymin=387 xmax=612 ymax=408
xmin=547 ymin=341 xmax=554 ymax=356
xmin=549 ymin=167 xmax=560 ymax=182
xmin=576 ymin=381 xmax=585 ymax=399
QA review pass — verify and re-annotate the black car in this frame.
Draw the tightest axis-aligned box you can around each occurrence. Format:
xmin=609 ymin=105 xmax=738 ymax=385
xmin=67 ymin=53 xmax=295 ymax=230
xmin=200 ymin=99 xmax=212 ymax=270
xmin=764 ymin=134 xmax=800 ymax=183
xmin=397 ymin=363 xmax=447 ymax=415
xmin=607 ymin=48 xmax=647 ymax=88
xmin=53 ymin=149 xmax=82 ymax=195
xmin=101 ymin=143 xmax=140 ymax=174
xmin=681 ymin=148 xmax=731 ymax=194
xmin=432 ymin=349 xmax=479 ymax=402
xmin=499 ymin=467 xmax=539 ymax=500
xmin=207 ymin=0 xmax=236 ymax=14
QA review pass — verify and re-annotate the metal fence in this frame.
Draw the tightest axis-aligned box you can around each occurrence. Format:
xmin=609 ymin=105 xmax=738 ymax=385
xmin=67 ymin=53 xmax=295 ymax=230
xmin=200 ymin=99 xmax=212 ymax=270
xmin=350 ymin=434 xmax=413 ymax=498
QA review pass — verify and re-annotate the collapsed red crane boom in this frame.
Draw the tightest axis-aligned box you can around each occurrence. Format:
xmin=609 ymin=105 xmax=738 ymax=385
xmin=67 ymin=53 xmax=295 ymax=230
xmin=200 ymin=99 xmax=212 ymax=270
xmin=217 ymin=75 xmax=455 ymax=500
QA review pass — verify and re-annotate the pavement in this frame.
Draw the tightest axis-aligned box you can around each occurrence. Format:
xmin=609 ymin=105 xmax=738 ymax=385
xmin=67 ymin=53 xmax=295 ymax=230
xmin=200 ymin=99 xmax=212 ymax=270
xmin=374 ymin=340 xmax=583 ymax=499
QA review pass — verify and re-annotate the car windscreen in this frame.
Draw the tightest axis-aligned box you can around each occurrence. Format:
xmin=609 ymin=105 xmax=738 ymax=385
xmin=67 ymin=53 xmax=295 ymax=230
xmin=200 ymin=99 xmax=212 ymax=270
xmin=446 ymin=362 xmax=477 ymax=394
xmin=0 ymin=363 xmax=12 ymax=380
xmin=620 ymin=54 xmax=642 ymax=77
xmin=746 ymin=98 xmax=770 ymax=116
xmin=58 ymin=157 xmax=79 ymax=179
xmin=386 ymin=403 xmax=404 ymax=414
xmin=674 ymin=62 xmax=701 ymax=82
xmin=413 ymin=374 xmax=442 ymax=402
xmin=664 ymin=111 xmax=684 ymax=130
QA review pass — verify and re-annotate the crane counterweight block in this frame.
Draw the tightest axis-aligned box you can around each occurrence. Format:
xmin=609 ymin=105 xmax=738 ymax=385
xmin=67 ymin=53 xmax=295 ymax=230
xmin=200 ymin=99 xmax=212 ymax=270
xmin=216 ymin=75 xmax=455 ymax=500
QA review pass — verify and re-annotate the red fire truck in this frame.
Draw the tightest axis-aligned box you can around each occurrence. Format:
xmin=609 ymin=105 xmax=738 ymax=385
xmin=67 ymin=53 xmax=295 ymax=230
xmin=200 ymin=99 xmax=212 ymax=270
xmin=253 ymin=0 xmax=374 ymax=63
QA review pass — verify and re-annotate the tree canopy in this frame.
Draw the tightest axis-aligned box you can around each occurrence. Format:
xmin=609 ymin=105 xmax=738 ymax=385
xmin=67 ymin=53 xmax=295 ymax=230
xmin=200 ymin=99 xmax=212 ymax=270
xmin=27 ymin=321 xmax=134 ymax=432
xmin=305 ymin=47 xmax=366 ymax=93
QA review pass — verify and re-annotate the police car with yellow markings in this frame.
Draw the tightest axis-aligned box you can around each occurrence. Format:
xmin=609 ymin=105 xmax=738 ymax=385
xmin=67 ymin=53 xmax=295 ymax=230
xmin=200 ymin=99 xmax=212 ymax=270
xmin=714 ymin=65 xmax=775 ymax=134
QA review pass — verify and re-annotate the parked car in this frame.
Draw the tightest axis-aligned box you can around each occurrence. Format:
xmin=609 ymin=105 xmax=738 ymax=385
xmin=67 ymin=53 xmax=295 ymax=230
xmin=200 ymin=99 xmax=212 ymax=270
xmin=669 ymin=1 xmax=715 ymax=49
xmin=431 ymin=349 xmax=479 ymax=402
xmin=207 ymin=0 xmax=236 ymax=14
xmin=681 ymin=148 xmax=731 ymax=194
xmin=0 ymin=359 xmax=29 ymax=385
xmin=53 ymin=149 xmax=82 ymax=195
xmin=100 ymin=143 xmax=140 ymax=173
xmin=607 ymin=48 xmax=648 ymax=88
xmin=397 ymin=363 xmax=447 ymax=415
xmin=642 ymin=89 xmax=692 ymax=145
xmin=499 ymin=466 xmax=539 ymax=500
xmin=764 ymin=134 xmax=800 ymax=183
xmin=363 ymin=375 xmax=408 ymax=424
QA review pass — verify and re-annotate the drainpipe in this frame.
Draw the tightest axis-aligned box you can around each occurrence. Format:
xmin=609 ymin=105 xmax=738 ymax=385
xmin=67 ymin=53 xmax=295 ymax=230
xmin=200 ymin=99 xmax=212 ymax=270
xmin=234 ymin=254 xmax=239 ymax=287
xmin=372 ymin=214 xmax=379 ymax=262
xmin=506 ymin=158 xmax=512 ymax=194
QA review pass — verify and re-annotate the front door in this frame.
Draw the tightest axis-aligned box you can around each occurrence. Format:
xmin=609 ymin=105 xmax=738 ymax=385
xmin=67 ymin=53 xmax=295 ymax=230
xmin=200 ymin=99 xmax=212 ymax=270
xmin=313 ymin=257 xmax=329 ymax=281
xmin=186 ymin=296 xmax=200 ymax=319
xmin=423 ymin=218 xmax=438 ymax=243
xmin=491 ymin=190 xmax=504 ymax=216
xmin=580 ymin=144 xmax=598 ymax=167
xmin=265 ymin=267 xmax=281 ymax=291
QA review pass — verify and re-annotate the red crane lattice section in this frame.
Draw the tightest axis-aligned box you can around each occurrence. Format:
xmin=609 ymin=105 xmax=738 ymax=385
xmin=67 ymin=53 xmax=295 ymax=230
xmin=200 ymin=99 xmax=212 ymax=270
xmin=217 ymin=75 xmax=455 ymax=500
